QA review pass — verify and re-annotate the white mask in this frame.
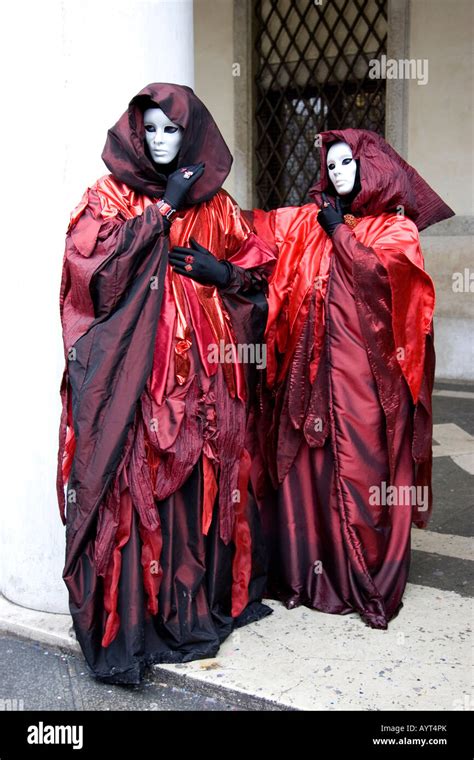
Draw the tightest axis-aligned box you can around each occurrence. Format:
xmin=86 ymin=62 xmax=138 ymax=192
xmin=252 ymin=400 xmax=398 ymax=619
xmin=326 ymin=141 xmax=357 ymax=196
xmin=143 ymin=107 xmax=183 ymax=165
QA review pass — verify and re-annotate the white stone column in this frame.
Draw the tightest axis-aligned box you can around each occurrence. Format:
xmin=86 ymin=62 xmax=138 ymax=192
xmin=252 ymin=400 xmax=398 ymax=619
xmin=0 ymin=0 xmax=194 ymax=614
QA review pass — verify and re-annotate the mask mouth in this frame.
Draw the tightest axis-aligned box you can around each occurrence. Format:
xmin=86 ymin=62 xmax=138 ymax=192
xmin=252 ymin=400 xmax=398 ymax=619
xmin=144 ymin=140 xmax=179 ymax=177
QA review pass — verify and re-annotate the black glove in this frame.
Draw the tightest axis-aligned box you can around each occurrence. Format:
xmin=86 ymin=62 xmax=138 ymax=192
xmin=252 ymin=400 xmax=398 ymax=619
xmin=163 ymin=163 xmax=205 ymax=211
xmin=169 ymin=237 xmax=232 ymax=287
xmin=317 ymin=192 xmax=345 ymax=236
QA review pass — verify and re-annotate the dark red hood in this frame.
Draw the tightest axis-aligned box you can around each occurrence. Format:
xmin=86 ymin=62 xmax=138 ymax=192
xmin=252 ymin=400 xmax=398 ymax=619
xmin=309 ymin=128 xmax=454 ymax=231
xmin=102 ymin=82 xmax=232 ymax=204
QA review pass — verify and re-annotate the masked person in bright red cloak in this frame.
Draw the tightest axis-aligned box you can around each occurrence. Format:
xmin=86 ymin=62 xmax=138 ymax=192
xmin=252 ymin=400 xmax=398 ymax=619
xmin=252 ymin=129 xmax=454 ymax=629
xmin=57 ymin=83 xmax=275 ymax=684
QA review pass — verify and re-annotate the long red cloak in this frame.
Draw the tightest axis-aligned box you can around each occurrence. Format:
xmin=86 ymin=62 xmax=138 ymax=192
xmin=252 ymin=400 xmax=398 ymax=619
xmin=57 ymin=84 xmax=275 ymax=683
xmin=252 ymin=129 xmax=454 ymax=628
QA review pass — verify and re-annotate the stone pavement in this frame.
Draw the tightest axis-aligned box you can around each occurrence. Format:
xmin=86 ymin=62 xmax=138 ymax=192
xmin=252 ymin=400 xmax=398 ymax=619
xmin=0 ymin=633 xmax=260 ymax=711
xmin=0 ymin=381 xmax=472 ymax=711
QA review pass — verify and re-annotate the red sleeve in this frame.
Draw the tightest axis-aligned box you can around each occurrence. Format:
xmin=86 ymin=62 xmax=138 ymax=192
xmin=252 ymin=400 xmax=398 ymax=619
xmin=89 ymin=201 xmax=168 ymax=318
xmin=252 ymin=209 xmax=278 ymax=256
xmin=63 ymin=186 xmax=168 ymax=337
xmin=215 ymin=193 xmax=276 ymax=293
xmin=330 ymin=223 xmax=358 ymax=278
xmin=332 ymin=216 xmax=435 ymax=404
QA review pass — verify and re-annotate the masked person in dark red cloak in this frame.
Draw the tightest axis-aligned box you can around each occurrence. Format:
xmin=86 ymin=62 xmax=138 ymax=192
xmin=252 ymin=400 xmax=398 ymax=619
xmin=57 ymin=83 xmax=275 ymax=684
xmin=252 ymin=129 xmax=454 ymax=629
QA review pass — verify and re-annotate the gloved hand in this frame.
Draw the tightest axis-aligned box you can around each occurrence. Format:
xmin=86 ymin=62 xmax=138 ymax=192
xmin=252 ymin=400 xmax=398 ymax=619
xmin=168 ymin=237 xmax=232 ymax=287
xmin=317 ymin=192 xmax=345 ymax=236
xmin=163 ymin=163 xmax=205 ymax=211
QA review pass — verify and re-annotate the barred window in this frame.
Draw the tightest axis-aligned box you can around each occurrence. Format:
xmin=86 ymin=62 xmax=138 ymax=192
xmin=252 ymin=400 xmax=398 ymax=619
xmin=254 ymin=0 xmax=387 ymax=208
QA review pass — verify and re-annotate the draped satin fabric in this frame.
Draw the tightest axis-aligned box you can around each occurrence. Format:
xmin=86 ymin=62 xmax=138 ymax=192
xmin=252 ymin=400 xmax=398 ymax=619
xmin=57 ymin=84 xmax=275 ymax=684
xmin=256 ymin=208 xmax=435 ymax=406
xmin=252 ymin=129 xmax=452 ymax=629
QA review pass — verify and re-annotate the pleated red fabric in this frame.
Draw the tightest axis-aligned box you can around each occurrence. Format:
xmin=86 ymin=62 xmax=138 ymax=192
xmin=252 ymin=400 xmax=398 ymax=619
xmin=308 ymin=128 xmax=454 ymax=231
